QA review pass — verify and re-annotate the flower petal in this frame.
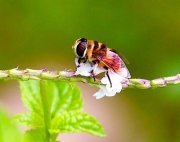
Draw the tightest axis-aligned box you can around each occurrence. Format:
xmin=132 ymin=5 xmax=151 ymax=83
xmin=93 ymin=70 xmax=126 ymax=99
xmin=93 ymin=87 xmax=106 ymax=99
xmin=74 ymin=58 xmax=93 ymax=76
xmin=93 ymin=66 xmax=105 ymax=75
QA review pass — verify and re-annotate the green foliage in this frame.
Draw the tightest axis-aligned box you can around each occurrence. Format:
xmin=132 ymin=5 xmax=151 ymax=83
xmin=50 ymin=111 xmax=105 ymax=137
xmin=0 ymin=108 xmax=22 ymax=142
xmin=23 ymin=129 xmax=46 ymax=142
xmin=16 ymin=80 xmax=105 ymax=142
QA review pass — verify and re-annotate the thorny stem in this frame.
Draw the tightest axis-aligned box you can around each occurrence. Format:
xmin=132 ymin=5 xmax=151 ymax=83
xmin=0 ymin=68 xmax=179 ymax=89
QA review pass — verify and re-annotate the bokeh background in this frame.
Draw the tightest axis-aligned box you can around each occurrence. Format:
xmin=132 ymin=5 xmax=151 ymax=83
xmin=0 ymin=0 xmax=180 ymax=142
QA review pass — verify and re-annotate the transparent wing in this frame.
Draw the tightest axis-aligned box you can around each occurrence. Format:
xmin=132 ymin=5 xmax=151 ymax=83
xmin=94 ymin=50 xmax=131 ymax=78
xmin=119 ymin=59 xmax=131 ymax=78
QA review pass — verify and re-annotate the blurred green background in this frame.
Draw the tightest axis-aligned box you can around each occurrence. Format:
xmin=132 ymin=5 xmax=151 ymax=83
xmin=0 ymin=0 xmax=180 ymax=142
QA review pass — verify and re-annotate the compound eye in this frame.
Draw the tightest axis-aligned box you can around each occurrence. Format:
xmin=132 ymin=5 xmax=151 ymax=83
xmin=76 ymin=41 xmax=87 ymax=57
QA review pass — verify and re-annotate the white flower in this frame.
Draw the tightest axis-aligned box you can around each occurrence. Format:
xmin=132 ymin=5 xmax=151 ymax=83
xmin=93 ymin=70 xmax=128 ymax=99
xmin=74 ymin=58 xmax=93 ymax=76
xmin=74 ymin=58 xmax=105 ymax=77
xmin=74 ymin=58 xmax=131 ymax=99
xmin=93 ymin=65 xmax=106 ymax=76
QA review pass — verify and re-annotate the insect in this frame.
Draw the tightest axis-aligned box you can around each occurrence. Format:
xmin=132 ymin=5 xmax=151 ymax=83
xmin=72 ymin=38 xmax=131 ymax=87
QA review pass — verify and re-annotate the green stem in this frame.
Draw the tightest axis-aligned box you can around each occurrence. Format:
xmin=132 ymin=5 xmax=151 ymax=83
xmin=0 ymin=68 xmax=179 ymax=89
xmin=40 ymin=81 xmax=51 ymax=142
xmin=50 ymin=134 xmax=58 ymax=142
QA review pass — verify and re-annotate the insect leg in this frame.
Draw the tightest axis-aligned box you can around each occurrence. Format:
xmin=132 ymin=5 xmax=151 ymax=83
xmin=91 ymin=63 xmax=98 ymax=81
xmin=77 ymin=57 xmax=88 ymax=67
xmin=90 ymin=70 xmax=96 ymax=81
xmin=83 ymin=57 xmax=88 ymax=63
xmin=106 ymin=71 xmax=112 ymax=87
xmin=78 ymin=58 xmax=81 ymax=64
xmin=78 ymin=57 xmax=85 ymax=64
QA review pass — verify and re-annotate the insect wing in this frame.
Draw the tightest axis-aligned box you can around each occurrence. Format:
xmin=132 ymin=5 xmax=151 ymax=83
xmin=119 ymin=59 xmax=131 ymax=78
xmin=93 ymin=50 xmax=120 ymax=72
xmin=107 ymin=50 xmax=131 ymax=78
xmin=94 ymin=50 xmax=131 ymax=78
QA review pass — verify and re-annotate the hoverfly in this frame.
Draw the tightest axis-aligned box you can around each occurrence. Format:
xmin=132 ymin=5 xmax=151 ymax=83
xmin=72 ymin=38 xmax=131 ymax=87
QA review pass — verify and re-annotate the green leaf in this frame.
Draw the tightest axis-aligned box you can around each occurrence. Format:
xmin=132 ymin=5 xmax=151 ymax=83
xmin=19 ymin=80 xmax=43 ymax=115
xmin=19 ymin=80 xmax=42 ymax=113
xmin=19 ymin=80 xmax=44 ymax=128
xmin=18 ymin=80 xmax=105 ymax=141
xmin=18 ymin=80 xmax=83 ymax=128
xmin=50 ymin=111 xmax=105 ymax=137
xmin=0 ymin=108 xmax=22 ymax=142
xmin=23 ymin=129 xmax=46 ymax=142
xmin=14 ymin=113 xmax=43 ymax=128
xmin=40 ymin=81 xmax=83 ymax=118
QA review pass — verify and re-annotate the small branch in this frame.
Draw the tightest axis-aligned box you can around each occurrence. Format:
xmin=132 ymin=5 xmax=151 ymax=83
xmin=0 ymin=68 xmax=179 ymax=89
